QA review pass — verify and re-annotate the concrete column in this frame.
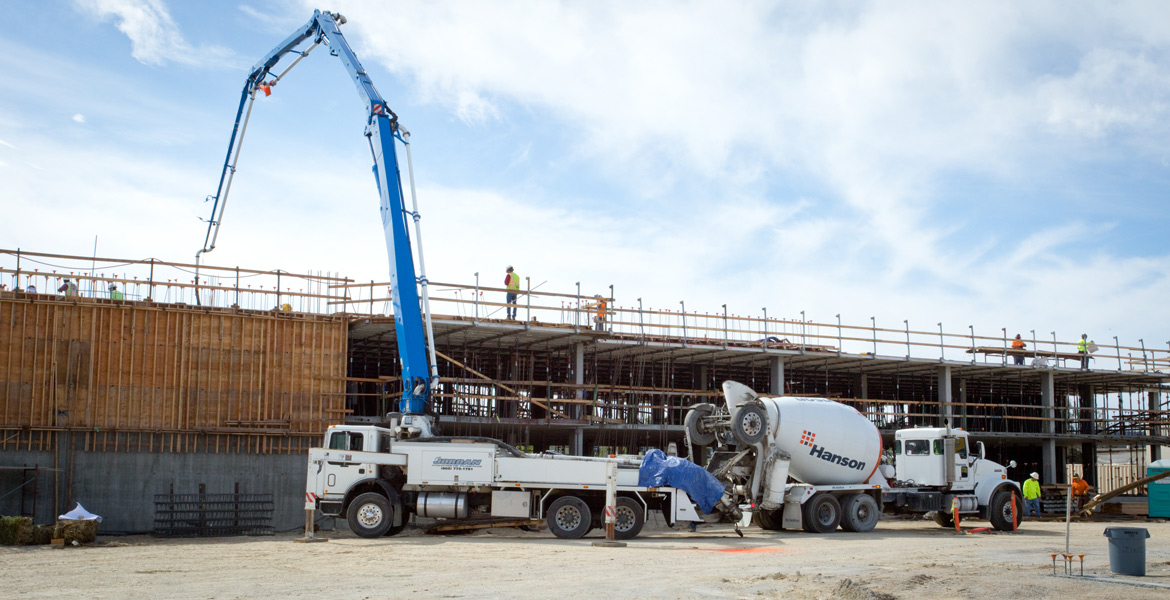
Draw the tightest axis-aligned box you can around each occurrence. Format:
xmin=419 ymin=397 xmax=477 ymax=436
xmin=572 ymin=343 xmax=585 ymax=420
xmin=860 ymin=374 xmax=868 ymax=400
xmin=937 ymin=366 xmax=953 ymax=425
xmin=699 ymin=365 xmax=710 ymax=392
xmin=1040 ymin=371 xmax=1057 ymax=484
xmin=571 ymin=427 xmax=584 ymax=456
xmin=958 ymin=378 xmax=968 ymax=430
xmin=769 ymin=357 xmax=784 ymax=395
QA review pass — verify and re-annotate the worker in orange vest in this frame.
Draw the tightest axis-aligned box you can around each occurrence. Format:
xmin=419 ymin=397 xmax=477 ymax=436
xmin=1011 ymin=334 xmax=1026 ymax=365
xmin=1071 ymin=474 xmax=1091 ymax=510
xmin=585 ymin=295 xmax=608 ymax=331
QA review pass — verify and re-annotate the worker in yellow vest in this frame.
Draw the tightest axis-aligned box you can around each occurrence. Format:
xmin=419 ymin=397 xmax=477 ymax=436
xmin=109 ymin=283 xmax=124 ymax=300
xmin=1077 ymin=334 xmax=1090 ymax=369
xmin=1022 ymin=472 xmax=1042 ymax=518
xmin=504 ymin=266 xmax=520 ymax=320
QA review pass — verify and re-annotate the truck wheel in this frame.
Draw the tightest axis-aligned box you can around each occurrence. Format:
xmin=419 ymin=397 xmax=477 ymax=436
xmin=547 ymin=496 xmax=592 ymax=539
xmin=684 ymin=404 xmax=717 ymax=446
xmin=347 ymin=492 xmax=393 ymax=538
xmin=989 ymin=488 xmax=1022 ymax=531
xmin=840 ymin=494 xmax=879 ymax=532
xmin=931 ymin=510 xmax=954 ymax=528
xmin=731 ymin=404 xmax=767 ymax=446
xmin=801 ymin=493 xmax=841 ymax=533
xmin=753 ymin=508 xmax=783 ymax=530
xmin=614 ymin=497 xmax=644 ymax=540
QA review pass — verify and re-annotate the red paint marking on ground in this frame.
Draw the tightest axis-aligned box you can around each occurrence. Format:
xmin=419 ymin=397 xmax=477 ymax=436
xmin=709 ymin=547 xmax=792 ymax=554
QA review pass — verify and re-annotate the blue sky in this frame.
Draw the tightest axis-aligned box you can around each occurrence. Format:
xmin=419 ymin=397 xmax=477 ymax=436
xmin=2 ymin=0 xmax=1168 ymax=356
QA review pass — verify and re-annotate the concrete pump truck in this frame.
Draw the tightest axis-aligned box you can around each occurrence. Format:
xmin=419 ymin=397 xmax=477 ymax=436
xmin=202 ymin=10 xmax=713 ymax=540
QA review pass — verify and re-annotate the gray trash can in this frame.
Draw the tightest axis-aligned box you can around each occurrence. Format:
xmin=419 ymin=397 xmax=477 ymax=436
xmin=1103 ymin=527 xmax=1150 ymax=576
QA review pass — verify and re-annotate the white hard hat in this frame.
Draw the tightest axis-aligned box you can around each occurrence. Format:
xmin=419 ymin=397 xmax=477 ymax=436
xmin=1030 ymin=472 xmax=1040 ymax=479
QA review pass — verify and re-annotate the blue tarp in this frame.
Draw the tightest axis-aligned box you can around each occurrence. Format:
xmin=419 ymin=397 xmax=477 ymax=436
xmin=638 ymin=449 xmax=726 ymax=514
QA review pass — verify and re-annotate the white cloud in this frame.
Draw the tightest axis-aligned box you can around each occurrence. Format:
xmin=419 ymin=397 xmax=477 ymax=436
xmin=72 ymin=113 xmax=86 ymax=123
xmin=75 ymin=0 xmax=237 ymax=68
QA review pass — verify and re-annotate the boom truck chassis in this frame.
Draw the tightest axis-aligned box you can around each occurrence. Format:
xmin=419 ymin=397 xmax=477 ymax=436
xmin=685 ymin=381 xmax=1024 ymax=533
xmin=306 ymin=418 xmax=709 ymax=539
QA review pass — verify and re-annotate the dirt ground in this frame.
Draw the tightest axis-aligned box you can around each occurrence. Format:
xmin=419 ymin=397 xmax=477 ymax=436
xmin=3 ymin=516 xmax=1169 ymax=599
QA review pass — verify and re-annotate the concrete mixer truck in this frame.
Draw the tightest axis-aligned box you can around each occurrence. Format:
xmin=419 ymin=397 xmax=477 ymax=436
xmin=684 ymin=381 xmax=1022 ymax=533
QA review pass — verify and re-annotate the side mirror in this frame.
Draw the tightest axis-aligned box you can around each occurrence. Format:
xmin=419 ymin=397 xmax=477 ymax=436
xmin=977 ymin=441 xmax=986 ymax=460
xmin=1008 ymin=460 xmax=1017 ymax=468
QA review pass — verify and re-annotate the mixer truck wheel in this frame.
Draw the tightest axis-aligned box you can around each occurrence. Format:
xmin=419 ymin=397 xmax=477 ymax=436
xmin=614 ymin=497 xmax=644 ymax=539
xmin=840 ymin=494 xmax=879 ymax=532
xmin=931 ymin=510 xmax=954 ymax=528
xmin=684 ymin=403 xmax=717 ymax=446
xmin=347 ymin=492 xmax=393 ymax=538
xmin=801 ymin=493 xmax=841 ymax=533
xmin=989 ymin=488 xmax=1022 ymax=531
xmin=731 ymin=404 xmax=767 ymax=446
xmin=753 ymin=508 xmax=783 ymax=530
xmin=548 ymin=496 xmax=593 ymax=539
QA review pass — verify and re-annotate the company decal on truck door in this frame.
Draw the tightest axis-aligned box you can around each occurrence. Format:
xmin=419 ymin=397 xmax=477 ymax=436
xmin=432 ymin=457 xmax=483 ymax=471
xmin=800 ymin=430 xmax=867 ymax=471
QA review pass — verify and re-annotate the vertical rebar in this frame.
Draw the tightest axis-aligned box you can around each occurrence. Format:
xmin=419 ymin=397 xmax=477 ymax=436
xmin=575 ymin=282 xmax=581 ymax=332
xmin=722 ymin=304 xmax=729 ymax=348
xmin=1115 ymin=335 xmax=1121 ymax=371
xmin=904 ymin=320 xmax=911 ymax=359
xmin=938 ymin=322 xmax=945 ymax=361
xmin=680 ymin=301 xmax=688 ymax=347
xmin=637 ymin=298 xmax=644 ymax=344
xmin=969 ymin=325 xmax=976 ymax=364
xmin=474 ymin=272 xmax=480 ymax=324
xmin=1031 ymin=329 xmax=1037 ymax=363
xmin=1001 ymin=328 xmax=1008 ymax=367
xmin=837 ymin=314 xmax=843 ymax=357
xmin=1140 ymin=338 xmax=1148 ymax=372
xmin=871 ymin=316 xmax=877 ymax=357
xmin=762 ymin=308 xmax=769 ymax=350
xmin=800 ymin=310 xmax=806 ymax=354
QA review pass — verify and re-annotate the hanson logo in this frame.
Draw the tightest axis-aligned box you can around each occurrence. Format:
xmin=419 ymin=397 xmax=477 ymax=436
xmin=806 ymin=442 xmax=866 ymax=471
xmin=432 ymin=457 xmax=483 ymax=468
xmin=799 ymin=430 xmax=816 ymax=446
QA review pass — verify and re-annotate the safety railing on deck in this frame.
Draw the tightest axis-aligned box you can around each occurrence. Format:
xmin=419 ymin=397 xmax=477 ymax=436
xmin=3 ymin=248 xmax=1167 ymax=372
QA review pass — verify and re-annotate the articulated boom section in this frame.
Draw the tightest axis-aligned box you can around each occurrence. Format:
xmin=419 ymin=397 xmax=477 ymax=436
xmin=205 ymin=10 xmax=435 ymax=417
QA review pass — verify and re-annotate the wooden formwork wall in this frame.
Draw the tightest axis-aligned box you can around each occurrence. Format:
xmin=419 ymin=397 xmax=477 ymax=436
xmin=0 ymin=297 xmax=347 ymax=454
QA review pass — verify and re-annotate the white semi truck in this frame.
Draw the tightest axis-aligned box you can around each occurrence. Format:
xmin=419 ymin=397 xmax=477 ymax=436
xmin=303 ymin=415 xmax=728 ymax=539
xmin=685 ymin=381 xmax=1023 ymax=533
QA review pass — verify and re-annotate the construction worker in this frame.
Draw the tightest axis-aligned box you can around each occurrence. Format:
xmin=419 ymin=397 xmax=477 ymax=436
xmin=1011 ymin=334 xmax=1026 ymax=365
xmin=504 ymin=266 xmax=520 ymax=320
xmin=57 ymin=278 xmax=78 ymax=298
xmin=585 ymin=295 xmax=608 ymax=331
xmin=1077 ymin=334 xmax=1090 ymax=369
xmin=1071 ymin=474 xmax=1091 ymax=510
xmin=1023 ymin=472 xmax=1042 ymax=518
xmin=108 ymin=283 xmax=124 ymax=300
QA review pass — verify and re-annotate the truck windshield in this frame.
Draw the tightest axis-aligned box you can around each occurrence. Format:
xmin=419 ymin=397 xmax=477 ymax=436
xmin=905 ymin=440 xmax=929 ymax=456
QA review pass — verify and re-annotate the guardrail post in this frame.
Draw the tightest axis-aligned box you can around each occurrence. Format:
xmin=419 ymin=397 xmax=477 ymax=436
xmin=637 ymin=298 xmax=644 ymax=344
xmin=680 ymin=301 xmax=688 ymax=347
xmin=762 ymin=307 xmax=769 ymax=351
xmin=800 ymin=310 xmax=806 ymax=354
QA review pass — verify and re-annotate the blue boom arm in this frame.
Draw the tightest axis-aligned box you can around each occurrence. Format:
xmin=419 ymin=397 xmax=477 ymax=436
xmin=205 ymin=10 xmax=432 ymax=414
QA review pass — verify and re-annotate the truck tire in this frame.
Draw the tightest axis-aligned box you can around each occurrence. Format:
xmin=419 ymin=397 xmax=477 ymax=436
xmin=931 ymin=510 xmax=955 ymax=528
xmin=684 ymin=404 xmax=717 ymax=446
xmin=731 ymin=404 xmax=767 ymax=446
xmin=753 ymin=508 xmax=783 ymax=531
xmin=989 ymin=488 xmax=1022 ymax=532
xmin=614 ymin=497 xmax=644 ymax=540
xmin=801 ymin=493 xmax=841 ymax=533
xmin=548 ymin=496 xmax=592 ymax=539
xmin=839 ymin=494 xmax=879 ymax=532
xmin=348 ymin=492 xmax=393 ymax=538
